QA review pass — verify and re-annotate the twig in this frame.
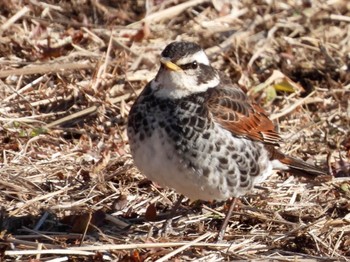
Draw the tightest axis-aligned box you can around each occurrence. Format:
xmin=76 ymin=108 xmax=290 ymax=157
xmin=130 ymin=0 xmax=209 ymax=26
xmin=155 ymin=232 xmax=213 ymax=262
xmin=69 ymin=241 xmax=231 ymax=251
xmin=0 ymin=62 xmax=93 ymax=78
xmin=1 ymin=6 xmax=30 ymax=31
xmin=45 ymin=106 xmax=98 ymax=129
xmin=109 ymin=89 xmax=142 ymax=104
xmin=9 ymin=186 xmax=72 ymax=216
xmin=329 ymin=14 xmax=350 ymax=23
xmin=90 ymin=31 xmax=114 ymax=92
xmin=33 ymin=211 xmax=50 ymax=231
xmin=5 ymin=250 xmax=95 ymax=256
xmin=4 ymin=241 xmax=234 ymax=257
xmin=270 ymin=91 xmax=318 ymax=120
xmin=4 ymin=75 xmax=48 ymax=102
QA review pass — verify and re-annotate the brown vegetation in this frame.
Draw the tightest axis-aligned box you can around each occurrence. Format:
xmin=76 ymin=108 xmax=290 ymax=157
xmin=0 ymin=0 xmax=349 ymax=261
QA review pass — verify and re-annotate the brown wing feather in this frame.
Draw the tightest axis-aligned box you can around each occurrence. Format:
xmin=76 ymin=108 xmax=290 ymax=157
xmin=206 ymin=84 xmax=329 ymax=176
xmin=207 ymin=84 xmax=281 ymax=146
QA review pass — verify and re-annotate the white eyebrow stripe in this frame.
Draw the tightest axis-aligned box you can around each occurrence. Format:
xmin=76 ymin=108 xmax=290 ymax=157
xmin=175 ymin=50 xmax=210 ymax=66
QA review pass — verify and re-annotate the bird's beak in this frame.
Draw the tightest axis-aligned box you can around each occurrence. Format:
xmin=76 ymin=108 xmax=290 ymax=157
xmin=160 ymin=57 xmax=183 ymax=72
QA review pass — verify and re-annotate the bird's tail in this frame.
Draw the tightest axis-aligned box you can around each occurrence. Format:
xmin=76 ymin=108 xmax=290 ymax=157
xmin=267 ymin=146 xmax=328 ymax=176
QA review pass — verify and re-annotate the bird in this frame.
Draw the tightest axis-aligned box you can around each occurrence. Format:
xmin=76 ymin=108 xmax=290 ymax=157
xmin=127 ymin=41 xmax=327 ymax=239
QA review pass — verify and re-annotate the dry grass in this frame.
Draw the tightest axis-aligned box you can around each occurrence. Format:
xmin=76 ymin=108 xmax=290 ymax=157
xmin=0 ymin=0 xmax=349 ymax=261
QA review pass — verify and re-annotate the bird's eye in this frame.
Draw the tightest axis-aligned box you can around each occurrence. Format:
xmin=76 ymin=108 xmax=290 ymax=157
xmin=180 ymin=61 xmax=198 ymax=70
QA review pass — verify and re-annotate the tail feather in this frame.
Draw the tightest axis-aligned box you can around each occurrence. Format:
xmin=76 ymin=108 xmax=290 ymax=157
xmin=267 ymin=147 xmax=328 ymax=176
xmin=279 ymin=154 xmax=328 ymax=176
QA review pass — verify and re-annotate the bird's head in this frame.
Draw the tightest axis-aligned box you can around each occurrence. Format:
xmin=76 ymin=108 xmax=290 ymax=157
xmin=151 ymin=41 xmax=220 ymax=99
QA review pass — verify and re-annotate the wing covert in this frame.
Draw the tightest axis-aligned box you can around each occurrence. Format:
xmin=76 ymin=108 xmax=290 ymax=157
xmin=206 ymin=85 xmax=282 ymax=146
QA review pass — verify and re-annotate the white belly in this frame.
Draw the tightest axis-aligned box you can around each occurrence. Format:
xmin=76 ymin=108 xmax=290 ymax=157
xmin=130 ymin=126 xmax=274 ymax=202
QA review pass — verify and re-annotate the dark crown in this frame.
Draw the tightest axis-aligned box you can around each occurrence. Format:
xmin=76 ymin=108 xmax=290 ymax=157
xmin=161 ymin=42 xmax=202 ymax=62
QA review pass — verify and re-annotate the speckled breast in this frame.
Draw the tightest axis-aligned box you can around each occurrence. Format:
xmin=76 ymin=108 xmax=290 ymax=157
xmin=127 ymin=85 xmax=273 ymax=201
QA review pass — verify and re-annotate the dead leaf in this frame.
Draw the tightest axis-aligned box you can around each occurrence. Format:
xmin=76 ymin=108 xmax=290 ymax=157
xmin=145 ymin=203 xmax=157 ymax=222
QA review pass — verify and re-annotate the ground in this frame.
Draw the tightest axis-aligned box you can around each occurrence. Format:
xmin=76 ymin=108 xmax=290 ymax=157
xmin=0 ymin=0 xmax=349 ymax=261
